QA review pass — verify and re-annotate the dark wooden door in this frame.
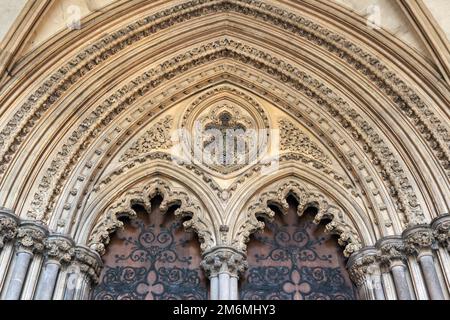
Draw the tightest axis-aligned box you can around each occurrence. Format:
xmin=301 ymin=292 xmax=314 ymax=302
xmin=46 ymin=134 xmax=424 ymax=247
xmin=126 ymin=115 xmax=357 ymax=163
xmin=240 ymin=196 xmax=356 ymax=300
xmin=92 ymin=197 xmax=208 ymax=300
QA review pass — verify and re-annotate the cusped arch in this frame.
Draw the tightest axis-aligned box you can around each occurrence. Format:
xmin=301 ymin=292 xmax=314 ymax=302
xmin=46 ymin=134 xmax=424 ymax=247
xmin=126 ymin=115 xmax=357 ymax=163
xmin=231 ymin=176 xmax=367 ymax=258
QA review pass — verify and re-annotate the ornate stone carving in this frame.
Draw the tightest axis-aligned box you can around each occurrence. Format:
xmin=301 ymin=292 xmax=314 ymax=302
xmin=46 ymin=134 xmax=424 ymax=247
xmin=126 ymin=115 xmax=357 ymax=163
xmin=201 ymin=247 xmax=247 ymax=278
xmin=74 ymin=246 xmax=103 ymax=284
xmin=279 ymin=119 xmax=332 ymax=165
xmin=234 ymin=179 xmax=362 ymax=257
xmin=0 ymin=209 xmax=19 ymax=249
xmin=119 ymin=116 xmax=173 ymax=162
xmin=25 ymin=38 xmax=423 ymax=226
xmin=15 ymin=221 xmax=48 ymax=254
xmin=431 ymin=214 xmax=450 ymax=249
xmin=376 ymin=236 xmax=407 ymax=267
xmin=88 ymin=178 xmax=214 ymax=256
xmin=44 ymin=235 xmax=75 ymax=265
xmin=1 ymin=0 xmax=446 ymax=181
xmin=403 ymin=225 xmax=435 ymax=255
xmin=347 ymin=248 xmax=379 ymax=287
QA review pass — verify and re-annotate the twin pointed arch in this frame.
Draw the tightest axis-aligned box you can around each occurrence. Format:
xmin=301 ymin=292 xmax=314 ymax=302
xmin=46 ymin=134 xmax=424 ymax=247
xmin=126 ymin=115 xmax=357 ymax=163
xmin=0 ymin=0 xmax=448 ymax=240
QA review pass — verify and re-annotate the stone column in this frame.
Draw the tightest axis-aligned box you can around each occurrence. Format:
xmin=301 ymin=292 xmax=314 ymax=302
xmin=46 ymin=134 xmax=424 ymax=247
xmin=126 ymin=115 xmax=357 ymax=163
xmin=348 ymin=247 xmax=385 ymax=300
xmin=404 ymin=225 xmax=445 ymax=300
xmin=201 ymin=246 xmax=247 ymax=300
xmin=377 ymin=236 xmax=413 ymax=300
xmin=4 ymin=221 xmax=47 ymax=300
xmin=35 ymin=235 xmax=74 ymax=300
xmin=64 ymin=245 xmax=102 ymax=300
xmin=0 ymin=209 xmax=19 ymax=251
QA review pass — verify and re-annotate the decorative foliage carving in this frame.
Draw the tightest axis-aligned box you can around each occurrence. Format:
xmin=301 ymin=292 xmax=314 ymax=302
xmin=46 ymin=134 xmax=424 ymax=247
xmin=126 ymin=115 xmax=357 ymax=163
xmin=403 ymin=226 xmax=434 ymax=255
xmin=279 ymin=119 xmax=332 ymax=165
xmin=234 ymin=179 xmax=362 ymax=257
xmin=377 ymin=237 xmax=407 ymax=267
xmin=432 ymin=215 xmax=450 ymax=248
xmin=88 ymin=179 xmax=214 ymax=256
xmin=74 ymin=246 xmax=103 ymax=284
xmin=201 ymin=247 xmax=248 ymax=278
xmin=15 ymin=222 xmax=48 ymax=253
xmin=119 ymin=116 xmax=173 ymax=162
xmin=45 ymin=236 xmax=75 ymax=264
xmin=0 ymin=211 xmax=18 ymax=249
xmin=347 ymin=254 xmax=378 ymax=288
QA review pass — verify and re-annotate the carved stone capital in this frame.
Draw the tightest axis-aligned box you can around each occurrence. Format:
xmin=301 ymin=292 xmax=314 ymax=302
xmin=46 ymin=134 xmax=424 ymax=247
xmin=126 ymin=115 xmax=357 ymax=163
xmin=402 ymin=225 xmax=435 ymax=256
xmin=15 ymin=221 xmax=48 ymax=254
xmin=376 ymin=236 xmax=407 ymax=268
xmin=74 ymin=245 xmax=103 ymax=284
xmin=0 ymin=208 xmax=19 ymax=249
xmin=347 ymin=247 xmax=380 ymax=287
xmin=201 ymin=246 xmax=247 ymax=278
xmin=431 ymin=214 xmax=450 ymax=250
xmin=44 ymin=235 xmax=75 ymax=265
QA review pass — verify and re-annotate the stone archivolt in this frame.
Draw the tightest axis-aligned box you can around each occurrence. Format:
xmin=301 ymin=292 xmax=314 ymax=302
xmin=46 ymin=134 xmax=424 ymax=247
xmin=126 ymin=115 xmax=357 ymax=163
xmin=0 ymin=0 xmax=449 ymax=301
xmin=88 ymin=178 xmax=214 ymax=256
xmin=119 ymin=116 xmax=173 ymax=162
xmin=26 ymin=39 xmax=425 ymax=227
xmin=234 ymin=179 xmax=362 ymax=257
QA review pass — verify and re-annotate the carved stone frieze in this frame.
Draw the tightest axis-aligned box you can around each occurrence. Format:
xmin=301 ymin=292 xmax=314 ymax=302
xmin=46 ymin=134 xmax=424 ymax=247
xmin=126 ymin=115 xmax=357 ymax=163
xmin=119 ymin=116 xmax=173 ymax=162
xmin=0 ymin=209 xmax=19 ymax=249
xmin=88 ymin=178 xmax=214 ymax=256
xmin=279 ymin=119 xmax=332 ymax=165
xmin=234 ymin=179 xmax=362 ymax=257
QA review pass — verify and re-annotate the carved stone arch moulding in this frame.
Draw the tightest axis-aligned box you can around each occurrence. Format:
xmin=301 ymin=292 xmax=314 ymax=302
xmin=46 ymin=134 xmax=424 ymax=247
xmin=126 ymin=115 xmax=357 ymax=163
xmin=88 ymin=178 xmax=215 ymax=256
xmin=24 ymin=39 xmax=426 ymax=227
xmin=233 ymin=179 xmax=363 ymax=258
xmin=1 ymin=0 xmax=448 ymax=194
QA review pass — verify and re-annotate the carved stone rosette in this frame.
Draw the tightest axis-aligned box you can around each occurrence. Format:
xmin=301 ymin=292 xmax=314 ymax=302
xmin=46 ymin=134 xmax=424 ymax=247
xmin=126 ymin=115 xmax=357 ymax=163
xmin=74 ymin=245 xmax=103 ymax=285
xmin=44 ymin=235 xmax=75 ymax=265
xmin=0 ymin=208 xmax=19 ymax=249
xmin=15 ymin=221 xmax=48 ymax=254
xmin=201 ymin=246 xmax=247 ymax=278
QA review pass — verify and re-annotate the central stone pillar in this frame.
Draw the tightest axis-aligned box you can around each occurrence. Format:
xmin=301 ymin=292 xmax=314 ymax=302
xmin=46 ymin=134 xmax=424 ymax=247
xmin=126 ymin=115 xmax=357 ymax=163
xmin=201 ymin=246 xmax=247 ymax=300
xmin=35 ymin=235 xmax=74 ymax=300
xmin=404 ymin=226 xmax=445 ymax=300
xmin=377 ymin=236 xmax=413 ymax=300
xmin=348 ymin=247 xmax=385 ymax=300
